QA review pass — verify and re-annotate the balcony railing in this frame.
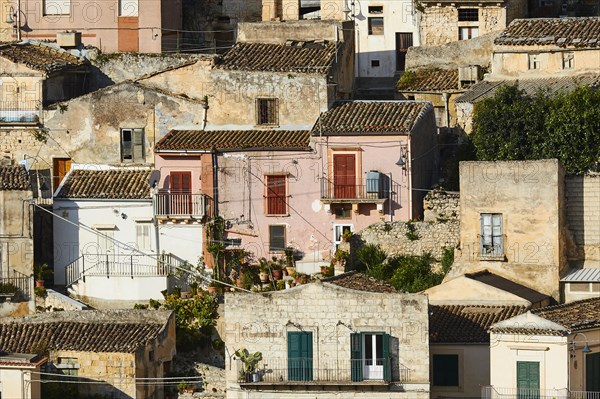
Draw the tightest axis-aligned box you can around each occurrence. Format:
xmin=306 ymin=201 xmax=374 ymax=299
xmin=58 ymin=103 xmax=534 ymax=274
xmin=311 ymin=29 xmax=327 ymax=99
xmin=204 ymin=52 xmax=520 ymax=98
xmin=65 ymin=253 xmax=175 ymax=288
xmin=240 ymin=357 xmax=412 ymax=385
xmin=482 ymin=386 xmax=600 ymax=399
xmin=0 ymin=101 xmax=41 ymax=124
xmin=320 ymin=177 xmax=400 ymax=203
xmin=154 ymin=193 xmax=211 ymax=219
xmin=0 ymin=270 xmax=32 ymax=301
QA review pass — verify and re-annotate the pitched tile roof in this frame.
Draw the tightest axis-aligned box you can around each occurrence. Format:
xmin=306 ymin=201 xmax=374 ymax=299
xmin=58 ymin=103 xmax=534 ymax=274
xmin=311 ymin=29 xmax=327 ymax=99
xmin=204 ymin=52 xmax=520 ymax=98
xmin=0 ymin=310 xmax=172 ymax=354
xmin=533 ymin=297 xmax=600 ymax=332
xmin=0 ymin=42 xmax=86 ymax=73
xmin=311 ymin=101 xmax=432 ymax=135
xmin=55 ymin=168 xmax=152 ymax=199
xmin=561 ymin=268 xmax=600 ymax=282
xmin=494 ymin=17 xmax=600 ymax=48
xmin=0 ymin=165 xmax=31 ymax=191
xmin=396 ymin=69 xmax=460 ymax=92
xmin=466 ymin=270 xmax=550 ymax=305
xmin=489 ymin=311 xmax=569 ymax=336
xmin=215 ymin=41 xmax=338 ymax=74
xmin=455 ymin=74 xmax=600 ymax=103
xmin=323 ymin=271 xmax=398 ymax=293
xmin=429 ymin=305 xmax=527 ymax=343
xmin=154 ymin=130 xmax=312 ymax=152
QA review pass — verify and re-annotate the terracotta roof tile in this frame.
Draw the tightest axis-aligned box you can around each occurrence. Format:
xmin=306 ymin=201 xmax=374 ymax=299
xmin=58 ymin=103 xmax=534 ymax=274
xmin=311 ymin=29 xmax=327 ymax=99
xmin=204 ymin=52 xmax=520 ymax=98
xmin=429 ymin=305 xmax=527 ymax=343
xmin=56 ymin=168 xmax=152 ymax=199
xmin=154 ymin=130 xmax=312 ymax=152
xmin=533 ymin=297 xmax=600 ymax=332
xmin=323 ymin=271 xmax=398 ymax=293
xmin=396 ymin=69 xmax=460 ymax=92
xmin=455 ymin=74 xmax=600 ymax=103
xmin=494 ymin=17 xmax=600 ymax=48
xmin=0 ymin=165 xmax=30 ymax=191
xmin=215 ymin=41 xmax=338 ymax=74
xmin=0 ymin=42 xmax=86 ymax=73
xmin=312 ymin=101 xmax=432 ymax=135
xmin=0 ymin=310 xmax=172 ymax=353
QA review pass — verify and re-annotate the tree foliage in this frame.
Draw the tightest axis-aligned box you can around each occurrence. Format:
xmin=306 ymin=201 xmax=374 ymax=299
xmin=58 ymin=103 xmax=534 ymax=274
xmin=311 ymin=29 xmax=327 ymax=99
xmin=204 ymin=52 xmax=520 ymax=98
xmin=472 ymin=84 xmax=600 ymax=174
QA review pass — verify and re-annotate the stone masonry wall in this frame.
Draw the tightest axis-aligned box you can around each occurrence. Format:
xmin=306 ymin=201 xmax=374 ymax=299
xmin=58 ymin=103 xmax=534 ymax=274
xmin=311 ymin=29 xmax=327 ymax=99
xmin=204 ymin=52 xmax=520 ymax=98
xmin=565 ymin=174 xmax=600 ymax=264
xmin=420 ymin=7 xmax=457 ymax=46
xmin=357 ymin=190 xmax=460 ymax=260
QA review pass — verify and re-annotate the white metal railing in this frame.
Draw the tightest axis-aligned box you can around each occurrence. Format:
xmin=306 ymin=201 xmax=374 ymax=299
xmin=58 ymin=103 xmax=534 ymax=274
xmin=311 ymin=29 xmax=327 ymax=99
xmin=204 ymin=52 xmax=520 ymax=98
xmin=482 ymin=386 xmax=599 ymax=399
xmin=0 ymin=101 xmax=41 ymax=124
xmin=154 ymin=193 xmax=211 ymax=218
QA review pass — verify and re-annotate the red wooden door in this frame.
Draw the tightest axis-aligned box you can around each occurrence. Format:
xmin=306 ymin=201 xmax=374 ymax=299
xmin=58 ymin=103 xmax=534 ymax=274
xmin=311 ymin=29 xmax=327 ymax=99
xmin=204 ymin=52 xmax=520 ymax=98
xmin=333 ymin=154 xmax=356 ymax=199
xmin=170 ymin=172 xmax=192 ymax=214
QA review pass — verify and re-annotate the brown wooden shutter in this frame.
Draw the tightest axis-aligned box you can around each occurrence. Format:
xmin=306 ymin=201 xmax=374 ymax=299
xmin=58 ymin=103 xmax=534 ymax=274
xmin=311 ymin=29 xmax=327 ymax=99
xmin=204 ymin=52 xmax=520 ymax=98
xmin=267 ymin=175 xmax=286 ymax=215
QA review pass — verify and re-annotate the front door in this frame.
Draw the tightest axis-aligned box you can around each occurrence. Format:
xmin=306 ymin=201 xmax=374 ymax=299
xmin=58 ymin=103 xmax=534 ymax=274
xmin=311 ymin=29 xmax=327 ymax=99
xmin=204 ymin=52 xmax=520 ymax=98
xmin=587 ymin=352 xmax=600 ymax=392
xmin=53 ymin=158 xmax=72 ymax=191
xmin=288 ymin=331 xmax=313 ymax=381
xmin=517 ymin=361 xmax=540 ymax=399
xmin=170 ymin=172 xmax=192 ymax=215
xmin=396 ymin=33 xmax=413 ymax=72
xmin=363 ymin=333 xmax=384 ymax=380
xmin=333 ymin=154 xmax=356 ymax=199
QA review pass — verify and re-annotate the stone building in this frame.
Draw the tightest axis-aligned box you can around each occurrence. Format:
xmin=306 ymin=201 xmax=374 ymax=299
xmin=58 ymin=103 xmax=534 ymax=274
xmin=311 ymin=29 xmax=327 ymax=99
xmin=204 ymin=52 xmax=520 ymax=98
xmin=491 ymin=17 xmax=600 ymax=79
xmin=418 ymin=0 xmax=527 ymax=46
xmin=0 ymin=0 xmax=182 ymax=53
xmin=0 ymin=309 xmax=176 ymax=399
xmin=224 ymin=272 xmax=430 ymax=399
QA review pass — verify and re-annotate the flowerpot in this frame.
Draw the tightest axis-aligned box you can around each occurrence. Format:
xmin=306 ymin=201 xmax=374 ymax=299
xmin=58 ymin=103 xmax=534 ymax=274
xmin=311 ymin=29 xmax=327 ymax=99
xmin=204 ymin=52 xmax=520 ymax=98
xmin=35 ymin=280 xmax=44 ymax=288
xmin=272 ymin=269 xmax=282 ymax=280
xmin=251 ymin=372 xmax=260 ymax=383
xmin=207 ymin=286 xmax=219 ymax=294
xmin=259 ymin=272 xmax=269 ymax=283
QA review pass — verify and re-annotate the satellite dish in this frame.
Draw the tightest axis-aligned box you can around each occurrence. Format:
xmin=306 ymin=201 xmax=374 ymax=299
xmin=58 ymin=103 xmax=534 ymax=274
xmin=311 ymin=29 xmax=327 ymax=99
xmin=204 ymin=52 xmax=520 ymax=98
xmin=149 ymin=170 xmax=160 ymax=188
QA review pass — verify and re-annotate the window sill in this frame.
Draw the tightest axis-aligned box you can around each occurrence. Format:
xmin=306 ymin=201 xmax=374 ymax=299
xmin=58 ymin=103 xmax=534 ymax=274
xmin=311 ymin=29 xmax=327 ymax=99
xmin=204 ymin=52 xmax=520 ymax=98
xmin=478 ymin=255 xmax=506 ymax=262
xmin=265 ymin=214 xmax=290 ymax=217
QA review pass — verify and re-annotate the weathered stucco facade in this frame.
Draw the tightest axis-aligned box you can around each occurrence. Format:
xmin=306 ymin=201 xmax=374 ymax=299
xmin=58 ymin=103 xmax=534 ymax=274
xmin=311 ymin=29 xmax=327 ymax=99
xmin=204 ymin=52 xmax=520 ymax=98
xmin=450 ymin=160 xmax=567 ymax=299
xmin=224 ymin=280 xmax=430 ymax=399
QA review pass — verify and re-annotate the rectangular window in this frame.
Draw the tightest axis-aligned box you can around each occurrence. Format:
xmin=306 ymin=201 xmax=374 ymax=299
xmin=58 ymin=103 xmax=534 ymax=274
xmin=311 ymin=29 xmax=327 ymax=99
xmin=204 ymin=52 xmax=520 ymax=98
xmin=371 ymin=60 xmax=380 ymax=67
xmin=368 ymin=5 xmax=383 ymax=13
xmin=528 ymin=54 xmax=541 ymax=70
xmin=266 ymin=175 xmax=287 ymax=215
xmin=44 ymin=0 xmax=70 ymax=15
xmin=333 ymin=204 xmax=352 ymax=219
xmin=269 ymin=225 xmax=285 ymax=252
xmin=458 ymin=8 xmax=479 ymax=21
xmin=256 ymin=98 xmax=278 ymax=126
xmin=433 ymin=354 xmax=459 ymax=386
xmin=56 ymin=357 xmax=79 ymax=376
xmin=119 ymin=0 xmax=139 ymax=16
xmin=368 ymin=17 xmax=384 ymax=35
xmin=121 ymin=128 xmax=144 ymax=162
xmin=480 ymin=213 xmax=503 ymax=258
xmin=459 ymin=26 xmax=479 ymax=40
xmin=333 ymin=224 xmax=353 ymax=251
xmin=288 ymin=331 xmax=313 ymax=381
xmin=136 ymin=223 xmax=152 ymax=251
xmin=562 ymin=52 xmax=574 ymax=69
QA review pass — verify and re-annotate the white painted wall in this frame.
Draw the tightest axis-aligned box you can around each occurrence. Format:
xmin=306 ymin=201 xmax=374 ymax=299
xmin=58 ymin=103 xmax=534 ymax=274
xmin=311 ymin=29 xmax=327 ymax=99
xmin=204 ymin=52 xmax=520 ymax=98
xmin=490 ymin=332 xmax=569 ymax=391
xmin=69 ymin=275 xmax=168 ymax=301
xmin=0 ymin=367 xmax=38 ymax=399
xmin=53 ymin=199 xmax=156 ymax=285
xmin=431 ymin=344 xmax=490 ymax=399
xmin=354 ymin=0 xmax=420 ymax=78
xmin=157 ymin=223 xmax=204 ymax=267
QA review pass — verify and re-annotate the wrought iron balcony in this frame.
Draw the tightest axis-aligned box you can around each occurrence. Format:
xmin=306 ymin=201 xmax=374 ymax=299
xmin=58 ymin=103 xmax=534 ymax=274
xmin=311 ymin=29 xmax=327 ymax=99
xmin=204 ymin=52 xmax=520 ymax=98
xmin=0 ymin=101 xmax=41 ymax=125
xmin=319 ymin=177 xmax=400 ymax=204
xmin=154 ymin=193 xmax=211 ymax=221
xmin=482 ymin=386 xmax=600 ymax=399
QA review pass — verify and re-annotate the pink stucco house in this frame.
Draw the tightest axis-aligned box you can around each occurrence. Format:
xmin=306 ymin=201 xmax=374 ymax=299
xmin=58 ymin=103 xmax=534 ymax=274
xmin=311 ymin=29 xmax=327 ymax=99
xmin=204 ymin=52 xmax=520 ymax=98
xmin=153 ymin=101 xmax=437 ymax=273
xmin=3 ymin=0 xmax=182 ymax=53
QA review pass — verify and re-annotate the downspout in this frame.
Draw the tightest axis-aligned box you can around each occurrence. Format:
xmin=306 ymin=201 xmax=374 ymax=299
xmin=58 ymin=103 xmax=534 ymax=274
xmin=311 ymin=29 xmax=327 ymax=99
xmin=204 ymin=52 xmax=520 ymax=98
xmin=442 ymin=92 xmax=450 ymax=128
xmin=16 ymin=0 xmax=21 ymax=41
xmin=202 ymin=99 xmax=209 ymax=130
xmin=407 ymin=133 xmax=413 ymax=219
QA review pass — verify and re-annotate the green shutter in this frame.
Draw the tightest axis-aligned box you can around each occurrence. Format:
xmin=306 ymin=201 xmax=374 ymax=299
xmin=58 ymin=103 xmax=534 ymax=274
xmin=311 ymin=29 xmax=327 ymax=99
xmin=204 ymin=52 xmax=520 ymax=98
xmin=382 ymin=333 xmax=391 ymax=381
xmin=517 ymin=361 xmax=540 ymax=399
xmin=351 ymin=333 xmax=363 ymax=382
xmin=288 ymin=331 xmax=312 ymax=381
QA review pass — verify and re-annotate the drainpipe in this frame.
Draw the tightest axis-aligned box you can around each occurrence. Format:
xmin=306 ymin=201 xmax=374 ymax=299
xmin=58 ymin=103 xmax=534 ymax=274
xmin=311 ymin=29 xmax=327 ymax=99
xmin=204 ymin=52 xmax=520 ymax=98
xmin=201 ymin=100 xmax=208 ymax=130
xmin=442 ymin=92 xmax=450 ymax=128
xmin=16 ymin=0 xmax=21 ymax=41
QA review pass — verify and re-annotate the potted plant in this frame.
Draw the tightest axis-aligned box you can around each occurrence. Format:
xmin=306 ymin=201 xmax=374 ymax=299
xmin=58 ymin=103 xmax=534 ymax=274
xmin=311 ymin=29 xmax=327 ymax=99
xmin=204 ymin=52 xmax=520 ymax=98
xmin=34 ymin=263 xmax=50 ymax=288
xmin=235 ymin=348 xmax=263 ymax=383
xmin=258 ymin=258 xmax=270 ymax=283
xmin=271 ymin=262 xmax=283 ymax=281
xmin=284 ymin=247 xmax=296 ymax=275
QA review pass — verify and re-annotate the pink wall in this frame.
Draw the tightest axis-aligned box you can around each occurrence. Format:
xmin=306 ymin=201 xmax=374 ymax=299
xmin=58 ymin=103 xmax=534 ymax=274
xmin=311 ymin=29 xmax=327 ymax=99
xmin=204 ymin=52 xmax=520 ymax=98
xmin=154 ymin=154 xmax=203 ymax=193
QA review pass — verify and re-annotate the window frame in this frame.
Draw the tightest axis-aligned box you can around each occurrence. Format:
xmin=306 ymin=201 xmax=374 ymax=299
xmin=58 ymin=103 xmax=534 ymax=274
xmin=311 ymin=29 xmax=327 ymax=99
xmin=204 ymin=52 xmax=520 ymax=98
xmin=459 ymin=26 xmax=479 ymax=40
xmin=368 ymin=5 xmax=384 ymax=13
xmin=135 ymin=222 xmax=153 ymax=252
xmin=458 ymin=8 xmax=479 ymax=21
xmin=269 ymin=225 xmax=286 ymax=252
xmin=120 ymin=128 xmax=145 ymax=163
xmin=528 ymin=54 xmax=541 ymax=70
xmin=432 ymin=353 xmax=460 ymax=387
xmin=562 ymin=52 xmax=574 ymax=69
xmin=265 ymin=175 xmax=288 ymax=216
xmin=480 ymin=213 xmax=504 ymax=259
xmin=256 ymin=98 xmax=279 ymax=126
xmin=44 ymin=0 xmax=71 ymax=15
xmin=368 ymin=17 xmax=384 ymax=35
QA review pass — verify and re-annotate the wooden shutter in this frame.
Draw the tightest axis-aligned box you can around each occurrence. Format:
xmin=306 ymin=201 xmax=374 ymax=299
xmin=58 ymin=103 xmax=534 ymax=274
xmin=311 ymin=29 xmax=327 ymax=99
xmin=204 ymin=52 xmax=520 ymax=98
xmin=333 ymin=154 xmax=356 ymax=199
xmin=492 ymin=214 xmax=503 ymax=255
xmin=132 ymin=129 xmax=144 ymax=162
xmin=350 ymin=333 xmax=363 ymax=382
xmin=170 ymin=172 xmax=192 ymax=214
xmin=517 ymin=361 xmax=540 ymax=399
xmin=267 ymin=176 xmax=286 ymax=215
xmin=288 ymin=332 xmax=312 ymax=381
xmin=53 ymin=158 xmax=72 ymax=190
xmin=382 ymin=333 xmax=391 ymax=382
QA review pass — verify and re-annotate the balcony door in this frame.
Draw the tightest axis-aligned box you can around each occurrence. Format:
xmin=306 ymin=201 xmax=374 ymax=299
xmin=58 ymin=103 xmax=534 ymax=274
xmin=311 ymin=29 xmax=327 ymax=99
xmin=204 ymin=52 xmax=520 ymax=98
xmin=516 ymin=361 xmax=540 ymax=399
xmin=170 ymin=172 xmax=192 ymax=215
xmin=288 ymin=331 xmax=313 ymax=381
xmin=333 ymin=154 xmax=356 ymax=199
